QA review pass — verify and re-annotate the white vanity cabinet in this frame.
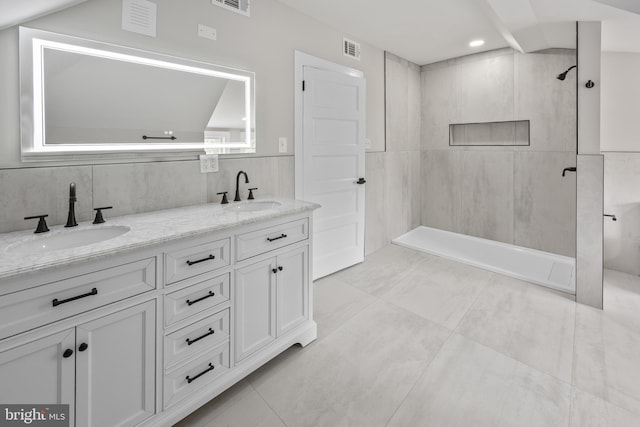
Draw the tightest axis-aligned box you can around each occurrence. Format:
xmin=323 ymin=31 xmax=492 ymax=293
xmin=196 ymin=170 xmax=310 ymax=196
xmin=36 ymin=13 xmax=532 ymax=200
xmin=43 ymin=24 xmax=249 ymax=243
xmin=235 ymin=245 xmax=309 ymax=361
xmin=0 ymin=301 xmax=156 ymax=427
xmin=0 ymin=201 xmax=318 ymax=427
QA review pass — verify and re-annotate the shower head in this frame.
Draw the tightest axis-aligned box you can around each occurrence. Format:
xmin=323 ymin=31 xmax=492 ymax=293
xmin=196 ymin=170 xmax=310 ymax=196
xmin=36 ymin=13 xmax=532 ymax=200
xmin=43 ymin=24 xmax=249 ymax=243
xmin=557 ymin=65 xmax=577 ymax=81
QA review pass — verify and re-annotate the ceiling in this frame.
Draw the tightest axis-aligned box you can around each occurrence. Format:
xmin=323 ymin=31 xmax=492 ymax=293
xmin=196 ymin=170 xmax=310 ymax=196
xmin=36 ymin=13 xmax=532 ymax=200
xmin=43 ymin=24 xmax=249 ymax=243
xmin=1 ymin=0 xmax=639 ymax=65
xmin=0 ymin=0 xmax=87 ymax=31
xmin=276 ymin=0 xmax=640 ymax=65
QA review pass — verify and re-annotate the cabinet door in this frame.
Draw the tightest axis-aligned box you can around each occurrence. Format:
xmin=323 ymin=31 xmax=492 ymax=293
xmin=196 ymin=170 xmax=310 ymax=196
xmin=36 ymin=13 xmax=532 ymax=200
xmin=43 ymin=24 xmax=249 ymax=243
xmin=276 ymin=246 xmax=309 ymax=336
xmin=76 ymin=301 xmax=156 ymax=427
xmin=235 ymin=258 xmax=276 ymax=361
xmin=0 ymin=329 xmax=75 ymax=425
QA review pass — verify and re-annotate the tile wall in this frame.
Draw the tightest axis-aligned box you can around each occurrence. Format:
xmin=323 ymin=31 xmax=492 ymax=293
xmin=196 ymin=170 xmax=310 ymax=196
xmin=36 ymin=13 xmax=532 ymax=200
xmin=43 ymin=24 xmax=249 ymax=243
xmin=0 ymin=156 xmax=294 ymax=234
xmin=421 ymin=48 xmax=577 ymax=257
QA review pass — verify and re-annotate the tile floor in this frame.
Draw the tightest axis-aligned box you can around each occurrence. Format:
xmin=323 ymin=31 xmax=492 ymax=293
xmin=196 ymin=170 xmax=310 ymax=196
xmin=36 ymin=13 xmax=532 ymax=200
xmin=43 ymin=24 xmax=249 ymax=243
xmin=175 ymin=244 xmax=640 ymax=427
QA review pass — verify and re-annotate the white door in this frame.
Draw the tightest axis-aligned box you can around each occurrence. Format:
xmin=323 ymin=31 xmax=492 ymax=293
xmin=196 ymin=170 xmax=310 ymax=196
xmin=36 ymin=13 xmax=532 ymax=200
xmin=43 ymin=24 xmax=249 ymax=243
xmin=301 ymin=66 xmax=366 ymax=279
xmin=76 ymin=301 xmax=156 ymax=427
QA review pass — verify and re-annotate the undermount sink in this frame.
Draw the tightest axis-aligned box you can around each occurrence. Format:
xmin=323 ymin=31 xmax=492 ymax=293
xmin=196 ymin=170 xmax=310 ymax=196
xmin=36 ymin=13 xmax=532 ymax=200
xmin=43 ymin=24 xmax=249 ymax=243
xmin=8 ymin=226 xmax=130 ymax=255
xmin=224 ymin=201 xmax=282 ymax=212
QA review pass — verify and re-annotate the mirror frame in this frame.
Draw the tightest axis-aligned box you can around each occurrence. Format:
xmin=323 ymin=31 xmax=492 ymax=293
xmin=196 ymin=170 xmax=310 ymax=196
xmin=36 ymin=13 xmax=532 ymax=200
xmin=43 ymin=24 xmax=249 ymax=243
xmin=19 ymin=27 xmax=256 ymax=161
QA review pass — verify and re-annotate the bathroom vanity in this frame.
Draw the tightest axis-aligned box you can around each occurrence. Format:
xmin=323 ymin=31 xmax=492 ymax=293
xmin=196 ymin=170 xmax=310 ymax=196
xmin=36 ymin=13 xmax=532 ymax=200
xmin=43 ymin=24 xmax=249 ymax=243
xmin=0 ymin=199 xmax=319 ymax=426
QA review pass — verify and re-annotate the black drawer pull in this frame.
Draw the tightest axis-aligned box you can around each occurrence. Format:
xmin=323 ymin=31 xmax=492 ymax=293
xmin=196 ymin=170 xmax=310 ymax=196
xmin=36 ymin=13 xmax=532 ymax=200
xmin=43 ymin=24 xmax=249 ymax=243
xmin=186 ymin=291 xmax=215 ymax=306
xmin=63 ymin=349 xmax=73 ymax=358
xmin=186 ymin=254 xmax=215 ymax=266
xmin=267 ymin=233 xmax=287 ymax=242
xmin=186 ymin=363 xmax=215 ymax=384
xmin=52 ymin=288 xmax=98 ymax=307
xmin=78 ymin=343 xmax=88 ymax=352
xmin=186 ymin=328 xmax=215 ymax=346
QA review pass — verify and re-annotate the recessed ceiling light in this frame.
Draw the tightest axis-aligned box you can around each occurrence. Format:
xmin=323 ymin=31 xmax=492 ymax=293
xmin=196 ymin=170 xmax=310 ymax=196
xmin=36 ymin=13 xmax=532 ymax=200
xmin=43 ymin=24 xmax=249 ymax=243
xmin=469 ymin=39 xmax=485 ymax=47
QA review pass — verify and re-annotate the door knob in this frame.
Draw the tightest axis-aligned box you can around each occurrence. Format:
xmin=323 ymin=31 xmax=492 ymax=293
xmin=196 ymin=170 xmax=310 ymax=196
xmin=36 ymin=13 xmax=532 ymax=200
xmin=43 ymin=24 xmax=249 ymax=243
xmin=356 ymin=178 xmax=366 ymax=185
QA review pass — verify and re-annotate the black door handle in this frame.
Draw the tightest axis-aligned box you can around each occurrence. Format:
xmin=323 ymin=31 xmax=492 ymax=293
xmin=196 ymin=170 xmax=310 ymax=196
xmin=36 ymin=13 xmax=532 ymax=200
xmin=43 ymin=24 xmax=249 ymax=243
xmin=78 ymin=343 xmax=88 ymax=352
xmin=63 ymin=349 xmax=73 ymax=358
xmin=356 ymin=178 xmax=366 ymax=184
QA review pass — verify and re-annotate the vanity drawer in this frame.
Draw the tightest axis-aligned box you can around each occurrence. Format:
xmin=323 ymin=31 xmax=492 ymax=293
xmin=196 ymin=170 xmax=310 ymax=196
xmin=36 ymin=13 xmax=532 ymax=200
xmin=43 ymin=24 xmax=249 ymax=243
xmin=165 ymin=238 xmax=230 ymax=285
xmin=164 ymin=309 xmax=230 ymax=369
xmin=163 ymin=342 xmax=230 ymax=409
xmin=0 ymin=257 xmax=156 ymax=340
xmin=236 ymin=218 xmax=308 ymax=261
xmin=164 ymin=272 xmax=230 ymax=327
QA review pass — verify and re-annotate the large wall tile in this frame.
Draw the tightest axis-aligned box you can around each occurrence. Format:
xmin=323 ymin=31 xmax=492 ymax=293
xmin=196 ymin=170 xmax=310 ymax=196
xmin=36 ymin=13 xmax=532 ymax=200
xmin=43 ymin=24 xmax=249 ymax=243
xmin=407 ymin=63 xmax=421 ymax=152
xmin=603 ymin=153 xmax=640 ymax=275
xmin=515 ymin=49 xmax=577 ymax=152
xmin=0 ymin=166 xmax=92 ymax=233
xmin=385 ymin=52 xmax=409 ymax=152
xmin=93 ymin=161 xmax=207 ymax=217
xmin=514 ymin=151 xmax=576 ymax=256
xmin=421 ymin=150 xmax=459 ymax=232
xmin=456 ymin=150 xmax=514 ymax=243
xmin=576 ymin=154 xmax=604 ymax=308
xmin=421 ymin=64 xmax=460 ymax=151
xmin=365 ymin=152 xmax=387 ymax=254
xmin=458 ymin=52 xmax=514 ymax=123
xmin=208 ymin=156 xmax=280 ymax=203
xmin=385 ymin=151 xmax=422 ymax=241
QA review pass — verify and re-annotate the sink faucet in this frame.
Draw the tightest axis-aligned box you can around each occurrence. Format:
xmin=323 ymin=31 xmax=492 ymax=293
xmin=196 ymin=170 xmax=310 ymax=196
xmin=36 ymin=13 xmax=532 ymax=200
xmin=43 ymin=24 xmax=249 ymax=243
xmin=65 ymin=182 xmax=78 ymax=228
xmin=234 ymin=171 xmax=249 ymax=202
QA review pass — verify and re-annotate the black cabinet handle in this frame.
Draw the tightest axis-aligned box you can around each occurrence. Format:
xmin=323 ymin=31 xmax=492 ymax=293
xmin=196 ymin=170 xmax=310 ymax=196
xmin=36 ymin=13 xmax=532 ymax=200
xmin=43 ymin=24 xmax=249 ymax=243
xmin=186 ymin=363 xmax=215 ymax=384
xmin=278 ymin=266 xmax=283 ymax=271
xmin=186 ymin=254 xmax=215 ymax=266
xmin=267 ymin=234 xmax=287 ymax=242
xmin=272 ymin=268 xmax=278 ymax=274
xmin=52 ymin=288 xmax=98 ymax=307
xmin=186 ymin=328 xmax=215 ymax=346
xmin=186 ymin=291 xmax=215 ymax=306
xmin=63 ymin=349 xmax=73 ymax=358
xmin=78 ymin=343 xmax=88 ymax=352
xmin=356 ymin=177 xmax=366 ymax=184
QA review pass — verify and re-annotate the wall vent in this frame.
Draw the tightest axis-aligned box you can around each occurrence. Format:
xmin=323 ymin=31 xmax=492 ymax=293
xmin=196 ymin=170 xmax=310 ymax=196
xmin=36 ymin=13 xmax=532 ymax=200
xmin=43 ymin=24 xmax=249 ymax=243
xmin=343 ymin=38 xmax=361 ymax=60
xmin=122 ymin=0 xmax=157 ymax=37
xmin=212 ymin=0 xmax=250 ymax=16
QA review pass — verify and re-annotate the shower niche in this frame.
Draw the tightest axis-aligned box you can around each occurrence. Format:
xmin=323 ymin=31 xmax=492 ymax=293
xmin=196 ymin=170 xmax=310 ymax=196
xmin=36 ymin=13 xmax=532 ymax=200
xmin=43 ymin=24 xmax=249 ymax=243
xmin=449 ymin=120 xmax=530 ymax=146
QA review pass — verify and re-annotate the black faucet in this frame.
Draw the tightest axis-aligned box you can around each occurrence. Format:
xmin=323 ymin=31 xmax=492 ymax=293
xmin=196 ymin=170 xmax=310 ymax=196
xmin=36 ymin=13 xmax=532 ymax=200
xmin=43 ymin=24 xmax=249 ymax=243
xmin=65 ymin=182 xmax=78 ymax=227
xmin=234 ymin=171 xmax=249 ymax=202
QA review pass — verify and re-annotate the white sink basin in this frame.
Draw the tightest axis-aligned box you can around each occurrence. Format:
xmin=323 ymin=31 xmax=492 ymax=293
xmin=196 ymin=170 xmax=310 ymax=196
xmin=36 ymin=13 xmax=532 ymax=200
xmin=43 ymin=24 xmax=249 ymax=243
xmin=224 ymin=201 xmax=282 ymax=212
xmin=9 ymin=226 xmax=130 ymax=255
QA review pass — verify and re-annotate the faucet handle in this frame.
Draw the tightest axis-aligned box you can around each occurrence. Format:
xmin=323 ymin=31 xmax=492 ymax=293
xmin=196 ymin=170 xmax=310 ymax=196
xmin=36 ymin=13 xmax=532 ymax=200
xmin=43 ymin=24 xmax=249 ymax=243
xmin=216 ymin=192 xmax=229 ymax=205
xmin=93 ymin=206 xmax=113 ymax=224
xmin=24 ymin=214 xmax=49 ymax=234
xmin=248 ymin=188 xmax=258 ymax=200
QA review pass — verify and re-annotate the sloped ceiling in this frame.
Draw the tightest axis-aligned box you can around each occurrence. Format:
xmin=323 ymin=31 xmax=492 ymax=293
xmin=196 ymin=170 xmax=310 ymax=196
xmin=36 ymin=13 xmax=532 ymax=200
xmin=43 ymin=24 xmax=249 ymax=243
xmin=276 ymin=0 xmax=640 ymax=65
xmin=0 ymin=0 xmax=87 ymax=31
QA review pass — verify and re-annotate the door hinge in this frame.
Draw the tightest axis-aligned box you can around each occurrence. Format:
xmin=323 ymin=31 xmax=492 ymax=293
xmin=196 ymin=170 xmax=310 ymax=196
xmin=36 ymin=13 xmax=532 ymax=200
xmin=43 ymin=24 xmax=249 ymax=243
xmin=302 ymin=80 xmax=305 ymax=91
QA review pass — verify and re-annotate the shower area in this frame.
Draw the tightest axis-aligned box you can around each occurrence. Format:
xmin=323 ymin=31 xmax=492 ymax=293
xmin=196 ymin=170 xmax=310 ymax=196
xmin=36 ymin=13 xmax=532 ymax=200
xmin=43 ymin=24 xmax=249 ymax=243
xmin=392 ymin=47 xmax=578 ymax=294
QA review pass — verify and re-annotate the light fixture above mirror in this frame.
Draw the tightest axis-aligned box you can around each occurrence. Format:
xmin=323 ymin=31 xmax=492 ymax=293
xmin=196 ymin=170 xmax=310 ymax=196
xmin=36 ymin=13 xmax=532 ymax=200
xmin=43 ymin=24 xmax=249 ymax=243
xmin=19 ymin=27 xmax=256 ymax=161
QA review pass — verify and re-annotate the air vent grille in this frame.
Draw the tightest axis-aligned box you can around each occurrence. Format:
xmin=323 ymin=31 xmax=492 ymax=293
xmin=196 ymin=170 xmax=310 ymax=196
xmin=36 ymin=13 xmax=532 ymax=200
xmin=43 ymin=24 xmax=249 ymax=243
xmin=212 ymin=0 xmax=250 ymax=16
xmin=343 ymin=38 xmax=361 ymax=60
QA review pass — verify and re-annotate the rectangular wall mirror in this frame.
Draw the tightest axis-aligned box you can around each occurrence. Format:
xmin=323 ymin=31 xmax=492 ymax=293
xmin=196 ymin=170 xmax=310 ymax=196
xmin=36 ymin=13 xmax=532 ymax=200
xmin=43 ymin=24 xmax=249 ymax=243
xmin=20 ymin=27 xmax=256 ymax=161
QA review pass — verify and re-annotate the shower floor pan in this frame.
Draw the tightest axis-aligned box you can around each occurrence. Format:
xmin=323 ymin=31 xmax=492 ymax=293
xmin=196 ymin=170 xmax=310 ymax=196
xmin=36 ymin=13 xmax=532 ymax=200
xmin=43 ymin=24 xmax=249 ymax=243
xmin=392 ymin=226 xmax=576 ymax=294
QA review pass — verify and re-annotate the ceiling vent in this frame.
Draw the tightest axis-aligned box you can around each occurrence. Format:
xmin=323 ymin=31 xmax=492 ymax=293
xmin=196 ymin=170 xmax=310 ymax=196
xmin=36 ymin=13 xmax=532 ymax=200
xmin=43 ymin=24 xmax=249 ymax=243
xmin=343 ymin=38 xmax=361 ymax=60
xmin=212 ymin=0 xmax=250 ymax=16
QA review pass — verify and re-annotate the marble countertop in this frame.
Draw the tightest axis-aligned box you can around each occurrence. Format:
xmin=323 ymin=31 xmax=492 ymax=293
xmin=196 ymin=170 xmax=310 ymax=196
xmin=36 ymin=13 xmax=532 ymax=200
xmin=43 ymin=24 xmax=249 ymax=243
xmin=0 ymin=198 xmax=319 ymax=281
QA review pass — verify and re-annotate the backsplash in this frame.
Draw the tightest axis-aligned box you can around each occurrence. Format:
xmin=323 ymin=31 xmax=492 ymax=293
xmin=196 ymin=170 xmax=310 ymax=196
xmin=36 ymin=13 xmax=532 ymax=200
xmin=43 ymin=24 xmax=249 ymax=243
xmin=0 ymin=156 xmax=294 ymax=234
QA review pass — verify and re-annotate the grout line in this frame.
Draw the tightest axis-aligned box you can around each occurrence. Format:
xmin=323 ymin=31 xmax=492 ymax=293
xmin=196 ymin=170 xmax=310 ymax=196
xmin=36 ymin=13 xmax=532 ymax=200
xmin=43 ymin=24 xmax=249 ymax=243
xmin=249 ymin=381 xmax=290 ymax=427
xmin=382 ymin=327 xmax=455 ymax=427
